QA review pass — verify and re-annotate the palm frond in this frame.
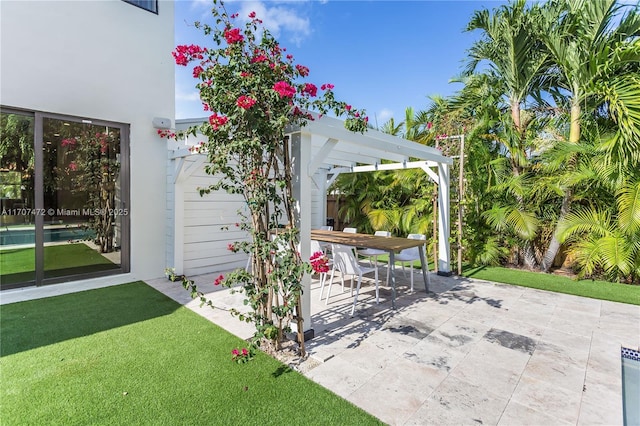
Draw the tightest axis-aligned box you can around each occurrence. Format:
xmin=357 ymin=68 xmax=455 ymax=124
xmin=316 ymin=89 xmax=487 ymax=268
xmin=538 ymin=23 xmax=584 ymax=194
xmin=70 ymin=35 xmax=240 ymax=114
xmin=558 ymin=208 xmax=612 ymax=242
xmin=618 ymin=178 xmax=640 ymax=233
xmin=598 ymin=235 xmax=634 ymax=277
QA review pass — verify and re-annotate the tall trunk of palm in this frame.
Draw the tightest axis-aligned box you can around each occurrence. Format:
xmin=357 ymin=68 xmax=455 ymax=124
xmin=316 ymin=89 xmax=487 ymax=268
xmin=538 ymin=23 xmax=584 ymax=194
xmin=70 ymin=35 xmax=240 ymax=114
xmin=513 ymin=179 xmax=538 ymax=269
xmin=541 ymin=101 xmax=580 ymax=271
xmin=512 ymin=100 xmax=538 ymax=269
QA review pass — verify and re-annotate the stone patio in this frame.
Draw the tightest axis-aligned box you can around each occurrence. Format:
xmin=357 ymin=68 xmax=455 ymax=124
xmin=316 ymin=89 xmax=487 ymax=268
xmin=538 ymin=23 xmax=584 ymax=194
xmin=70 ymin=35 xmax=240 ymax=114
xmin=3 ymin=267 xmax=637 ymax=425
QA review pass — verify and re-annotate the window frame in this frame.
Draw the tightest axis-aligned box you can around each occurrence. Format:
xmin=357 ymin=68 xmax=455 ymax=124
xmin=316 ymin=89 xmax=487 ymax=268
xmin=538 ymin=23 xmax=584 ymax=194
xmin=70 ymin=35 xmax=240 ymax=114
xmin=122 ymin=0 xmax=158 ymax=14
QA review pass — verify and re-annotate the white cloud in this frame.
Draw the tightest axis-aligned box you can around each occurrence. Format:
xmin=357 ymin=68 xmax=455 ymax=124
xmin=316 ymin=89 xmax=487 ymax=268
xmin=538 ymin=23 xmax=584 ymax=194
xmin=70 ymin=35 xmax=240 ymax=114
xmin=184 ymin=1 xmax=312 ymax=45
xmin=175 ymin=87 xmax=201 ymax=102
xmin=235 ymin=1 xmax=311 ymax=44
xmin=376 ymin=108 xmax=394 ymax=125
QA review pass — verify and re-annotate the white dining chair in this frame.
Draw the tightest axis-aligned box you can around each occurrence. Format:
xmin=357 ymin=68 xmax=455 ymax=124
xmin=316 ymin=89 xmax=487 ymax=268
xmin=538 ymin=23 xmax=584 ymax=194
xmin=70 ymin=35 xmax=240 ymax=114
xmin=394 ymin=234 xmax=428 ymax=292
xmin=317 ymin=225 xmax=334 ymax=252
xmin=359 ymin=230 xmax=391 ymax=266
xmin=358 ymin=230 xmax=391 ymax=284
xmin=342 ymin=227 xmax=357 ymax=233
xmin=327 ymin=243 xmax=379 ymax=316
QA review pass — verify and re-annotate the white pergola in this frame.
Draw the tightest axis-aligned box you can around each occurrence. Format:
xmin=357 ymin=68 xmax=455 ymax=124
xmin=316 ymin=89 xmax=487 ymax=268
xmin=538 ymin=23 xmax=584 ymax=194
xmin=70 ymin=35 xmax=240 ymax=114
xmin=170 ymin=113 xmax=453 ymax=336
xmin=288 ymin=113 xmax=452 ymax=335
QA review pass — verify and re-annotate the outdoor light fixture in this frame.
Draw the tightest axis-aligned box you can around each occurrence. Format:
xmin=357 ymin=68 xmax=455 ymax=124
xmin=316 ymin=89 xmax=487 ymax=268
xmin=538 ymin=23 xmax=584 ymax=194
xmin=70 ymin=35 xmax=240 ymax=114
xmin=152 ymin=117 xmax=172 ymax=129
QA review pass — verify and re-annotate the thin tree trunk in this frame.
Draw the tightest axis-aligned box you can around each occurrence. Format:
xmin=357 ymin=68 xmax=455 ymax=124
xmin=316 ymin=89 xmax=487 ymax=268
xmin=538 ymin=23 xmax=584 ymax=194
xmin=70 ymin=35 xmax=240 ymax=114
xmin=512 ymin=162 xmax=538 ymax=269
xmin=432 ymin=139 xmax=439 ymax=272
xmin=541 ymin=187 xmax=572 ymax=271
xmin=541 ymin=101 xmax=580 ymax=272
xmin=522 ymin=243 xmax=538 ymax=269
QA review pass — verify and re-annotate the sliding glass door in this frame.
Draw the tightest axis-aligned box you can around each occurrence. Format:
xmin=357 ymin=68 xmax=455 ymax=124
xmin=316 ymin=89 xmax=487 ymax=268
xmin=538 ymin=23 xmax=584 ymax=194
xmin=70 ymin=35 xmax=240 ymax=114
xmin=0 ymin=112 xmax=36 ymax=286
xmin=0 ymin=109 xmax=129 ymax=289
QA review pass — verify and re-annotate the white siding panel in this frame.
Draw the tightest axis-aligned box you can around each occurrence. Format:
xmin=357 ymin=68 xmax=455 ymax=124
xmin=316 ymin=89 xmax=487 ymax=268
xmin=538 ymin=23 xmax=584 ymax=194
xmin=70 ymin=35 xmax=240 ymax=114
xmin=173 ymin=159 xmax=251 ymax=275
xmin=183 ymin=191 xmax=247 ymax=202
xmin=184 ymin=241 xmax=249 ymax=257
xmin=184 ymin=228 xmax=246 ymax=242
xmin=184 ymin=260 xmax=247 ymax=277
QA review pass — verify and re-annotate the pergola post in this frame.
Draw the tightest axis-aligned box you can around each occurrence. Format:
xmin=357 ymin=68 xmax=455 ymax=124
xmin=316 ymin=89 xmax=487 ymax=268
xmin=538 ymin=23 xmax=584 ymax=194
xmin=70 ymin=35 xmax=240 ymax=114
xmin=437 ymin=163 xmax=451 ymax=275
xmin=291 ymin=132 xmax=314 ymax=339
xmin=173 ymin=180 xmax=185 ymax=275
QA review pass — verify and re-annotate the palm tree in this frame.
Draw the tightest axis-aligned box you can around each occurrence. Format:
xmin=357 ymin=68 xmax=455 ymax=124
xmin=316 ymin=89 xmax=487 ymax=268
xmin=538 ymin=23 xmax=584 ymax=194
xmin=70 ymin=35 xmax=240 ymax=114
xmin=558 ymin=177 xmax=640 ymax=283
xmin=465 ymin=0 xmax=549 ymax=175
xmin=462 ymin=0 xmax=550 ymax=268
xmin=538 ymin=0 xmax=640 ymax=271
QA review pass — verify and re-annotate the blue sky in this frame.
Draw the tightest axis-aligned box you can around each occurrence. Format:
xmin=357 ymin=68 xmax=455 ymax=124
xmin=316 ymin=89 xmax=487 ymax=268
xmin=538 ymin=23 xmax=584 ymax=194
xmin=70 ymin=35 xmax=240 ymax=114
xmin=175 ymin=0 xmax=507 ymax=126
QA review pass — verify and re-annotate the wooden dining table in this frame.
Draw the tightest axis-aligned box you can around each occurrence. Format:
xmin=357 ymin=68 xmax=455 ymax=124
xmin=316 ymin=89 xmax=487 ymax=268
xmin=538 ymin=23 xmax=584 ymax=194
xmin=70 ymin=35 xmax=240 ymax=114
xmin=310 ymin=229 xmax=430 ymax=309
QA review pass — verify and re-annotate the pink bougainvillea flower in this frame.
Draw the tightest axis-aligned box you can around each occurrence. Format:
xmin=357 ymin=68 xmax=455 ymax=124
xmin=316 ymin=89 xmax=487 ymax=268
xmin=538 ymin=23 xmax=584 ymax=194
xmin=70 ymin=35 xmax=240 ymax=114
xmin=241 ymin=348 xmax=248 ymax=356
xmin=232 ymin=348 xmax=239 ymax=356
xmin=320 ymin=83 xmax=334 ymax=90
xmin=248 ymin=11 xmax=256 ymax=18
xmin=208 ymin=113 xmax=228 ymax=130
xmin=237 ymin=95 xmax=256 ymax=110
xmin=157 ymin=129 xmax=176 ymax=139
xmin=240 ymin=71 xmax=251 ymax=77
xmin=227 ymin=243 xmax=235 ymax=252
xmin=68 ymin=162 xmax=78 ymax=172
xmin=295 ymin=64 xmax=309 ymax=77
xmin=192 ymin=65 xmax=204 ymax=78
xmin=214 ymin=274 xmax=224 ymax=285
xmin=173 ymin=53 xmax=188 ymax=66
xmin=251 ymin=54 xmax=268 ymax=63
xmin=172 ymin=44 xmax=205 ymax=66
xmin=273 ymin=81 xmax=296 ymax=98
xmin=310 ymin=251 xmax=330 ymax=274
xmin=345 ymin=104 xmax=352 ymax=111
xmin=427 ymin=122 xmax=433 ymax=130
xmin=61 ymin=138 xmax=76 ymax=148
xmin=302 ymin=83 xmax=317 ymax=97
xmin=224 ymin=28 xmax=244 ymax=44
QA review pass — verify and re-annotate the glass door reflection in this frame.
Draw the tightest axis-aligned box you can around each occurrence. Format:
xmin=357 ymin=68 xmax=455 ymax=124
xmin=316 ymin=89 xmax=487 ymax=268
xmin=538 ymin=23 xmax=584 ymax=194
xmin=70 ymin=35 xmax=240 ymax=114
xmin=0 ymin=112 xmax=36 ymax=288
xmin=42 ymin=117 xmax=122 ymax=280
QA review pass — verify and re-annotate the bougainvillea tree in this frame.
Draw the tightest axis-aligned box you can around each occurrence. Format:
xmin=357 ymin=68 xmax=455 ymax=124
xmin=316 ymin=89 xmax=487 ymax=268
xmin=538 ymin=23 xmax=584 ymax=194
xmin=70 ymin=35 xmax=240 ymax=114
xmin=167 ymin=0 xmax=367 ymax=356
xmin=60 ymin=128 xmax=120 ymax=253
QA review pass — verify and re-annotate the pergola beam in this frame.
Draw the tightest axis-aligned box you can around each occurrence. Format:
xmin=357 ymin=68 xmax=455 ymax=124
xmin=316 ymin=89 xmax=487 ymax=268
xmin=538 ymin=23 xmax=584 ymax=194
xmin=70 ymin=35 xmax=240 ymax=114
xmin=350 ymin=160 xmax=448 ymax=173
xmin=297 ymin=114 xmax=450 ymax=165
xmin=308 ymin=137 xmax=338 ymax=176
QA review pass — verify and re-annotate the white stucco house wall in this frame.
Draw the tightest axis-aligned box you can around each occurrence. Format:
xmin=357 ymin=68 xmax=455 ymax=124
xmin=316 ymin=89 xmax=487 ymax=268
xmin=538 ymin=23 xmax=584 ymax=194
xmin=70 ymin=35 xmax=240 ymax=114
xmin=1 ymin=0 xmax=175 ymax=286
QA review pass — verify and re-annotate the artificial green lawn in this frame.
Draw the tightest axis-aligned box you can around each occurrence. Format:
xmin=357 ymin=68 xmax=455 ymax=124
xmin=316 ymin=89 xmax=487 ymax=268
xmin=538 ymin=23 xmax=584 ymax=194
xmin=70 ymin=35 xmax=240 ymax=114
xmin=0 ymin=244 xmax=118 ymax=287
xmin=462 ymin=265 xmax=640 ymax=305
xmin=0 ymin=282 xmax=381 ymax=425
xmin=370 ymin=254 xmax=639 ymax=305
